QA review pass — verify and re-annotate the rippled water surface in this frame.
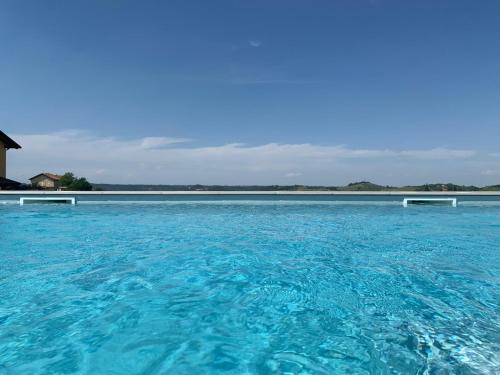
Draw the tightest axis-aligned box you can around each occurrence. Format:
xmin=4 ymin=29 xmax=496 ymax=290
xmin=1 ymin=203 xmax=499 ymax=374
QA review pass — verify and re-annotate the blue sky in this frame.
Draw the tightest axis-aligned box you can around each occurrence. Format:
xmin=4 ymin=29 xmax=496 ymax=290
xmin=1 ymin=0 xmax=500 ymax=185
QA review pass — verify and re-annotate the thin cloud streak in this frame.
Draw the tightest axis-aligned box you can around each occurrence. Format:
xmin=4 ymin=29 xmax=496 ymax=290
xmin=249 ymin=40 xmax=262 ymax=47
xmin=7 ymin=130 xmax=494 ymax=186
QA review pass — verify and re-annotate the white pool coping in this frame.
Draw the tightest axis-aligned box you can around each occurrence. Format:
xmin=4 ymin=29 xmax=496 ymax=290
xmin=2 ymin=191 xmax=500 ymax=196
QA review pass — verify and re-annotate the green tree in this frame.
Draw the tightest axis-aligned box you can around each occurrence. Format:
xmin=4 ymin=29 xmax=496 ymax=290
xmin=68 ymin=177 xmax=92 ymax=191
xmin=59 ymin=172 xmax=93 ymax=191
xmin=59 ymin=172 xmax=75 ymax=187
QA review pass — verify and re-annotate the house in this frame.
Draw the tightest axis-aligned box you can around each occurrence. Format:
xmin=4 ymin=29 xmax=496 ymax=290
xmin=0 ymin=130 xmax=22 ymax=190
xmin=30 ymin=173 xmax=62 ymax=190
xmin=0 ymin=176 xmax=22 ymax=190
xmin=0 ymin=130 xmax=22 ymax=179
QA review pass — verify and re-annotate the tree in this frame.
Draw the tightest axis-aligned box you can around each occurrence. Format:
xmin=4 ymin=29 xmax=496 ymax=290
xmin=69 ymin=177 xmax=92 ymax=191
xmin=59 ymin=172 xmax=93 ymax=191
xmin=59 ymin=172 xmax=75 ymax=187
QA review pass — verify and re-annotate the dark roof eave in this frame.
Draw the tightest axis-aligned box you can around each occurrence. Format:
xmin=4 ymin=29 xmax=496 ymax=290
xmin=0 ymin=130 xmax=22 ymax=149
xmin=0 ymin=177 xmax=22 ymax=185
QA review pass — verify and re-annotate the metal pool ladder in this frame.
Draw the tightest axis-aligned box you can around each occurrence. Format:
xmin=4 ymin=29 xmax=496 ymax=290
xmin=403 ymin=197 xmax=457 ymax=207
xmin=20 ymin=197 xmax=77 ymax=206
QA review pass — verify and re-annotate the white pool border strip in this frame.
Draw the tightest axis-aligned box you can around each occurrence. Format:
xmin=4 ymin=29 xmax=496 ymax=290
xmin=403 ymin=197 xmax=457 ymax=207
xmin=3 ymin=191 xmax=500 ymax=195
xmin=20 ymin=197 xmax=76 ymax=205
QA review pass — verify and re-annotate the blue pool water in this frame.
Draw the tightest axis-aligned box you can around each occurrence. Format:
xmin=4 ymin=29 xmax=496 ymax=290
xmin=1 ymin=202 xmax=499 ymax=374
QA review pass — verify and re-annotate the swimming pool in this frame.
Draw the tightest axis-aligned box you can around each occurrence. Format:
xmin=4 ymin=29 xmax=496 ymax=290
xmin=1 ymin=202 xmax=499 ymax=374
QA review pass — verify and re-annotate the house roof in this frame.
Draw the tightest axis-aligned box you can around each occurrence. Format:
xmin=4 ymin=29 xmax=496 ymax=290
xmin=0 ymin=131 xmax=21 ymax=149
xmin=0 ymin=177 xmax=22 ymax=188
xmin=30 ymin=173 xmax=61 ymax=181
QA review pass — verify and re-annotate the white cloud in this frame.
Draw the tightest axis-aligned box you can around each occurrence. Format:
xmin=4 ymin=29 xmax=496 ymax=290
xmin=6 ymin=130 xmax=494 ymax=186
xmin=482 ymin=169 xmax=500 ymax=176
xmin=249 ymin=40 xmax=262 ymax=48
xmin=399 ymin=148 xmax=476 ymax=160
xmin=139 ymin=137 xmax=190 ymax=150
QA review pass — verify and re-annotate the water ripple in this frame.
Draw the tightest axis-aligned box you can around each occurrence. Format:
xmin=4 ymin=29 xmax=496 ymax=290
xmin=0 ymin=204 xmax=499 ymax=374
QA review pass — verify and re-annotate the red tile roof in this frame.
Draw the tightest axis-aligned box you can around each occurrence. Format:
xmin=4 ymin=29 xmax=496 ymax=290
xmin=30 ymin=173 xmax=62 ymax=181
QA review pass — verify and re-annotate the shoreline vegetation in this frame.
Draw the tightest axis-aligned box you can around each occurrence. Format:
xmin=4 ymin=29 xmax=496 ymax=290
xmin=91 ymin=181 xmax=500 ymax=192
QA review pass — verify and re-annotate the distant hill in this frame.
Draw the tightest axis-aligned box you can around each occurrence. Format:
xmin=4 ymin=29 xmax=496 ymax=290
xmin=407 ymin=183 xmax=481 ymax=192
xmin=339 ymin=181 xmax=393 ymax=191
xmin=92 ymin=182 xmax=500 ymax=192
xmin=482 ymin=185 xmax=500 ymax=191
xmin=92 ymin=184 xmax=337 ymax=192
